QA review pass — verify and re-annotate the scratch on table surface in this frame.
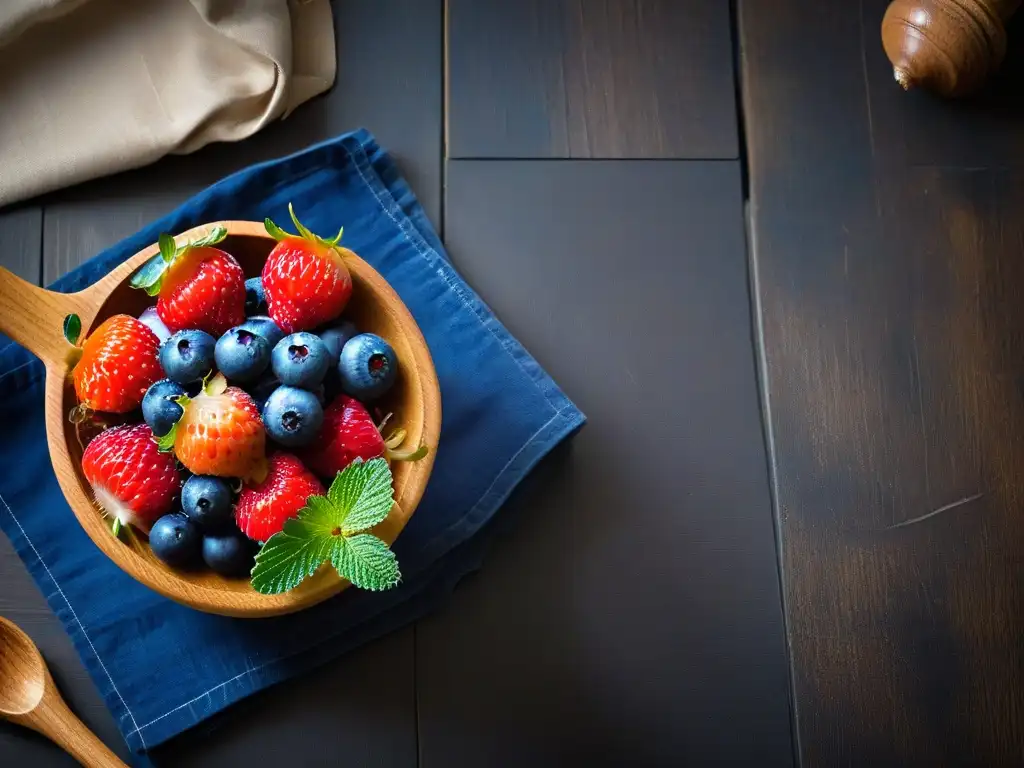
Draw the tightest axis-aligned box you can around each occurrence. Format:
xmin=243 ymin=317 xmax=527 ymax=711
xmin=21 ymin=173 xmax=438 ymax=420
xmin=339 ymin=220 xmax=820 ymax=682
xmin=888 ymin=492 xmax=984 ymax=530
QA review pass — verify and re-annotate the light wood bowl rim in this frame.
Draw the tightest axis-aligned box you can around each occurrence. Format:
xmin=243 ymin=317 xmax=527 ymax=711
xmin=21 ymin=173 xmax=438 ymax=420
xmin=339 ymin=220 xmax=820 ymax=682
xmin=41 ymin=221 xmax=441 ymax=618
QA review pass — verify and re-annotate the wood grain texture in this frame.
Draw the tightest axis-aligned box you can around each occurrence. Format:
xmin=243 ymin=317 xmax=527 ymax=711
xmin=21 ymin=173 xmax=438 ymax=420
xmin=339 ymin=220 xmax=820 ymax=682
xmin=0 ymin=617 xmax=126 ymax=767
xmin=447 ymin=0 xmax=738 ymax=159
xmin=742 ymin=0 xmax=1024 ymax=764
xmin=418 ymin=160 xmax=793 ymax=766
xmin=2 ymin=0 xmax=440 ymax=763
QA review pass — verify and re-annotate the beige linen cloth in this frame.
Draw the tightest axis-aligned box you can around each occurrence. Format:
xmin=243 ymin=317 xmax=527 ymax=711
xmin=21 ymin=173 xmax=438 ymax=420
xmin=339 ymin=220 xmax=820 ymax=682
xmin=0 ymin=0 xmax=335 ymax=207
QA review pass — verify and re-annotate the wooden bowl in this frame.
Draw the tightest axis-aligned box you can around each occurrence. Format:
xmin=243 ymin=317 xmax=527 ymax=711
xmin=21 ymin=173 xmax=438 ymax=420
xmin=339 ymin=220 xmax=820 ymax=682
xmin=0 ymin=221 xmax=441 ymax=618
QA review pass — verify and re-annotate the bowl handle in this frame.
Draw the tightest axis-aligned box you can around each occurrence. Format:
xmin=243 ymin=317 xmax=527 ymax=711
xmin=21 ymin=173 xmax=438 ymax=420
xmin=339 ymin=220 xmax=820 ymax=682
xmin=0 ymin=266 xmax=91 ymax=369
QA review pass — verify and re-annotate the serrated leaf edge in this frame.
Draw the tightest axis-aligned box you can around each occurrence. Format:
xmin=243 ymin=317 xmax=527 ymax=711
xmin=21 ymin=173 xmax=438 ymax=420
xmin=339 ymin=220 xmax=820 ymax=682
xmin=249 ymin=459 xmax=401 ymax=595
xmin=331 ymin=533 xmax=401 ymax=591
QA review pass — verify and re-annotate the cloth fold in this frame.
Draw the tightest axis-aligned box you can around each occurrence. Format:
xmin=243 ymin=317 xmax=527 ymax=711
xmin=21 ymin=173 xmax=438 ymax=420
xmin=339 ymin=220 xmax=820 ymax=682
xmin=0 ymin=129 xmax=584 ymax=757
xmin=0 ymin=0 xmax=335 ymax=207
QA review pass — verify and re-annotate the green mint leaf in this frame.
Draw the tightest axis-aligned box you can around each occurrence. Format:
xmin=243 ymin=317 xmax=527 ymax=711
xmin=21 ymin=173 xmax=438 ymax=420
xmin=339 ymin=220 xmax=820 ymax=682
xmin=264 ymin=217 xmax=288 ymax=240
xmin=299 ymin=495 xmax=343 ymax=533
xmin=281 ymin=515 xmax=331 ymax=538
xmin=250 ymin=532 xmax=333 ymax=595
xmin=130 ymin=254 xmax=169 ymax=295
xmin=325 ymin=457 xmax=393 ymax=534
xmin=62 ymin=314 xmax=81 ymax=345
xmin=190 ymin=226 xmax=227 ymax=248
xmin=158 ymin=233 xmax=177 ymax=263
xmin=249 ymin=460 xmax=401 ymax=595
xmin=330 ymin=533 xmax=401 ymax=591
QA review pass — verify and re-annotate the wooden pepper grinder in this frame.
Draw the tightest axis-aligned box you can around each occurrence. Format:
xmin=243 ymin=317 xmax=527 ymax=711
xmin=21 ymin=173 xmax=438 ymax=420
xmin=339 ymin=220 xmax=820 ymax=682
xmin=881 ymin=0 xmax=1021 ymax=96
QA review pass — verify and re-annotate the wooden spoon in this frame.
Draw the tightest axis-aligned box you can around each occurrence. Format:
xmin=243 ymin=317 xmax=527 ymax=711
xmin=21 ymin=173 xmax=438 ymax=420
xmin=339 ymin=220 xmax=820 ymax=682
xmin=0 ymin=616 xmax=127 ymax=767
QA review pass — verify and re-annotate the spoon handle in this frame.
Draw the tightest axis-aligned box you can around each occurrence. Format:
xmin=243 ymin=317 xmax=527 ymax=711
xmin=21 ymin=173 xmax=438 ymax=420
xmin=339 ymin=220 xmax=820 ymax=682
xmin=0 ymin=266 xmax=91 ymax=370
xmin=21 ymin=685 xmax=128 ymax=768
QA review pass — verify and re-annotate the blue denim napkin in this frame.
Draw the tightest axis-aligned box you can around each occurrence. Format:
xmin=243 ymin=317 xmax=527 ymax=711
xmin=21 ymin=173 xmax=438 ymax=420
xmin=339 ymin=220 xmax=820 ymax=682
xmin=0 ymin=129 xmax=584 ymax=757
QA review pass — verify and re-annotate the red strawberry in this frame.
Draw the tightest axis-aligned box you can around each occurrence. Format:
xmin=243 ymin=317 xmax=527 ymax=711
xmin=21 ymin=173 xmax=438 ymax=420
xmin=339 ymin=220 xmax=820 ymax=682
xmin=82 ymin=424 xmax=180 ymax=533
xmin=130 ymin=228 xmax=245 ymax=337
xmin=235 ymin=452 xmax=324 ymax=541
xmin=164 ymin=373 xmax=266 ymax=481
xmin=262 ymin=204 xmax=353 ymax=333
xmin=300 ymin=395 xmax=427 ymax=481
xmin=71 ymin=314 xmax=162 ymax=413
xmin=158 ymin=247 xmax=245 ymax=336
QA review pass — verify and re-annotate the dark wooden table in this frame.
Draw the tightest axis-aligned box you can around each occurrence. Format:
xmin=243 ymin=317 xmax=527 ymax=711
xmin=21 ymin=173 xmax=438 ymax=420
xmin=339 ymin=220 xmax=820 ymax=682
xmin=1 ymin=1 xmax=1021 ymax=765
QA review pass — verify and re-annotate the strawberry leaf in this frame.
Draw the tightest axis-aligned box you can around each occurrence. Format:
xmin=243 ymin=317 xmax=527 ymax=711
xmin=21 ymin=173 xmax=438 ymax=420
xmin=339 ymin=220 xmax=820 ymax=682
xmin=189 ymin=226 xmax=227 ymax=248
xmin=130 ymin=254 xmax=170 ymax=296
xmin=155 ymin=423 xmax=178 ymax=453
xmin=288 ymin=202 xmax=317 ymax=243
xmin=330 ymin=534 xmax=401 ymax=591
xmin=266 ymin=205 xmax=343 ymax=248
xmin=158 ymin=233 xmax=177 ymax=263
xmin=319 ymin=226 xmax=344 ymax=247
xmin=62 ymin=314 xmax=81 ymax=346
xmin=249 ymin=459 xmax=399 ymax=595
xmin=264 ymin=217 xmax=289 ymax=241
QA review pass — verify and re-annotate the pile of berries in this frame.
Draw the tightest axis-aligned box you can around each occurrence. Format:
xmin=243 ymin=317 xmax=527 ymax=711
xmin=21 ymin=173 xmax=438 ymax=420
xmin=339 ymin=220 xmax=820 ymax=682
xmin=69 ymin=206 xmax=425 ymax=578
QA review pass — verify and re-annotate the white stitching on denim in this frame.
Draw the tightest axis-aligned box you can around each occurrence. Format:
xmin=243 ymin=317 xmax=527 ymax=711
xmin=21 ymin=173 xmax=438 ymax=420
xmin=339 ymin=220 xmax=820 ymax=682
xmin=0 ymin=490 xmax=147 ymax=750
xmin=127 ymin=667 xmax=254 ymax=735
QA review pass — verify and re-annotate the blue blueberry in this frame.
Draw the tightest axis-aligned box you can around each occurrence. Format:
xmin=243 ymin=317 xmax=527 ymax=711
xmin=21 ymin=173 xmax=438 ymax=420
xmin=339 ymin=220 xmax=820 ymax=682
xmin=244 ymin=277 xmax=266 ymax=316
xmin=160 ymin=330 xmax=216 ymax=384
xmin=262 ymin=386 xmax=324 ymax=447
xmin=181 ymin=475 xmax=234 ymax=532
xmin=215 ymin=327 xmax=271 ymax=383
xmin=271 ymin=332 xmax=331 ymax=390
xmin=149 ymin=513 xmax=201 ymax=568
xmin=338 ymin=333 xmax=398 ymax=400
xmin=319 ymin=320 xmax=358 ymax=362
xmin=238 ymin=315 xmax=284 ymax=349
xmin=202 ymin=532 xmax=257 ymax=577
xmin=142 ymin=379 xmax=185 ymax=437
